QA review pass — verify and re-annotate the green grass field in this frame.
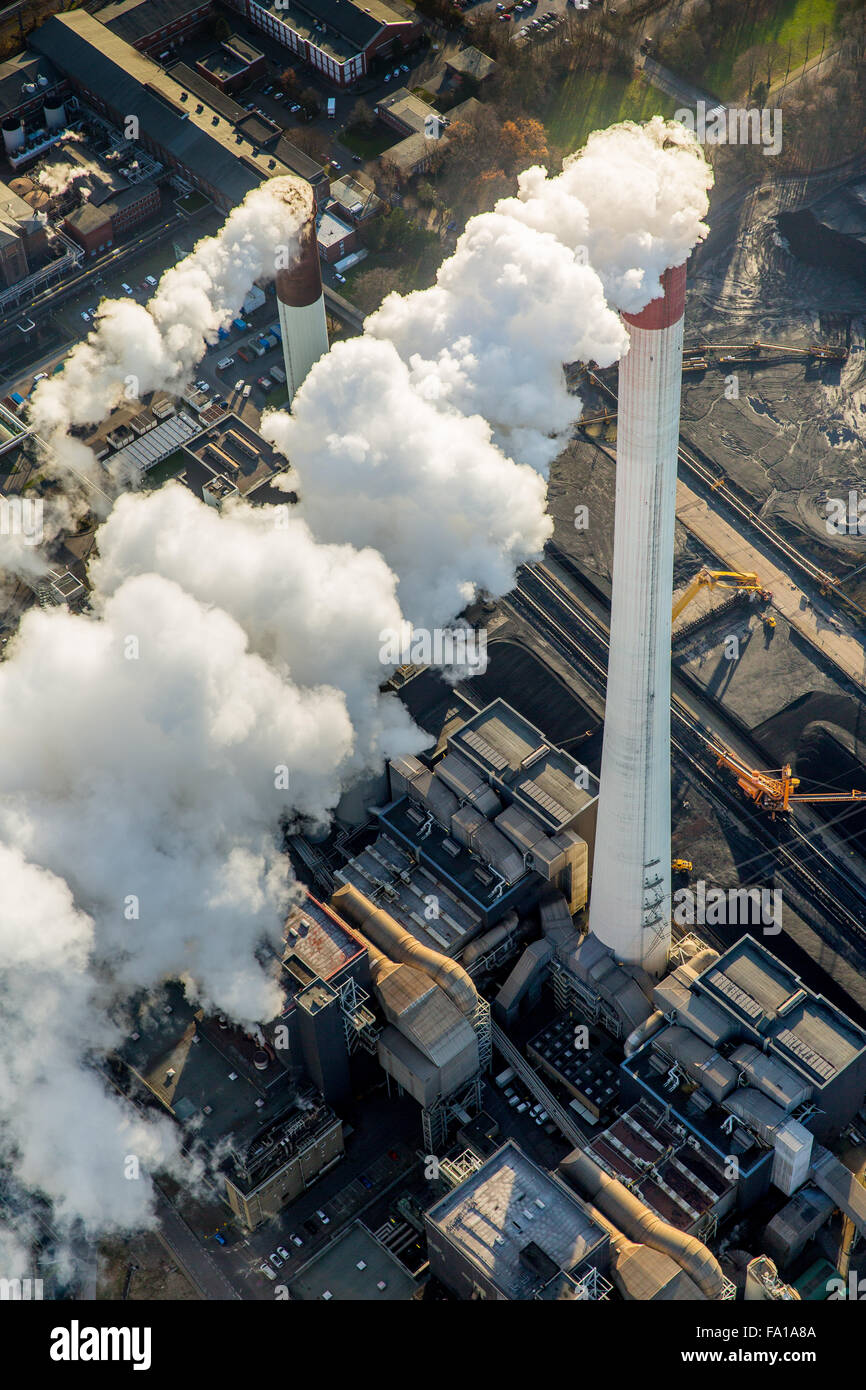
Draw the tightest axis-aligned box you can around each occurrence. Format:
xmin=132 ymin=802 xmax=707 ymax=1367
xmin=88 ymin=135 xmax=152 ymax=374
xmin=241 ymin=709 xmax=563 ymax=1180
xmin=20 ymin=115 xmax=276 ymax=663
xmin=545 ymin=68 xmax=677 ymax=154
xmin=702 ymin=0 xmax=838 ymax=98
xmin=340 ymin=124 xmax=398 ymax=158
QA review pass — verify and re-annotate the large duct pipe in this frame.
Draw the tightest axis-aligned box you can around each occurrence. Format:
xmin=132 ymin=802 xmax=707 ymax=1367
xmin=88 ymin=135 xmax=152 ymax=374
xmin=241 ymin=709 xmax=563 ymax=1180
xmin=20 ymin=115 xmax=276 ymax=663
xmin=582 ymin=1199 xmax=703 ymax=1300
xmin=276 ymin=184 xmax=329 ymax=407
xmin=331 ymin=883 xmax=478 ymax=1017
xmin=589 ymin=262 xmax=688 ymax=979
xmin=624 ymin=1009 xmax=665 ymax=1057
xmin=461 ymin=910 xmax=521 ymax=966
xmin=559 ymin=1144 xmax=725 ymax=1299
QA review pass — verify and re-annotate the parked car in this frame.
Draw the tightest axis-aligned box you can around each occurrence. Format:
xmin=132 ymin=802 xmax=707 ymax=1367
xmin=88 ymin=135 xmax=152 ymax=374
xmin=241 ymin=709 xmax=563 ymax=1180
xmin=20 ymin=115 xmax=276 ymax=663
xmin=330 ymin=160 xmax=342 ymax=170
xmin=316 ymin=1210 xmax=330 ymax=1225
xmin=242 ymin=383 xmax=252 ymax=398
xmin=214 ymin=1232 xmax=227 ymax=1245
xmin=359 ymin=1173 xmax=373 ymax=1190
xmin=516 ymin=1101 xmax=528 ymax=1113
xmin=121 ymin=282 xmax=133 ymax=294
xmin=80 ymin=311 xmax=90 ymax=321
xmin=352 ymin=153 xmax=363 ymax=163
xmin=234 ymin=378 xmax=244 ymax=394
xmin=196 ymin=378 xmax=209 ymax=392
xmin=260 ymin=1263 xmax=277 ymax=1281
xmin=290 ymin=1233 xmax=304 ymax=1247
xmin=31 ymin=372 xmax=47 ymax=385
xmin=290 ymin=103 xmax=301 ymax=112
xmin=276 ymin=1245 xmax=290 ymax=1261
xmin=270 ymin=1251 xmax=283 ymax=1268
xmin=145 ymin=275 xmax=158 ymax=287
xmin=334 ymin=272 xmax=346 ymax=283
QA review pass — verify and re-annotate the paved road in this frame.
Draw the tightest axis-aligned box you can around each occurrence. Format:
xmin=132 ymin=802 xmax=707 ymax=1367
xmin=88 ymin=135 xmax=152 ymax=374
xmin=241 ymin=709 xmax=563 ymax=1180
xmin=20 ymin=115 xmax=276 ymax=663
xmin=153 ymin=1186 xmax=240 ymax=1301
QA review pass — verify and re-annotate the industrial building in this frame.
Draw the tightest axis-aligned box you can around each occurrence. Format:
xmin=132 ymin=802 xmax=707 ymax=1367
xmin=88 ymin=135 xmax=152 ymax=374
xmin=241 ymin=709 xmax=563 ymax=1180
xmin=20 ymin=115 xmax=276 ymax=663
xmin=378 ymin=699 xmax=597 ymax=930
xmin=93 ymin=0 xmax=213 ymax=55
xmin=425 ymin=1140 xmax=612 ymax=1300
xmin=30 ymin=12 xmax=307 ymax=212
xmin=196 ymin=35 xmax=267 ymax=94
xmin=289 ymin=1221 xmax=419 ymax=1300
xmin=117 ymin=981 xmax=344 ymax=1230
xmin=226 ymin=0 xmax=420 ymax=89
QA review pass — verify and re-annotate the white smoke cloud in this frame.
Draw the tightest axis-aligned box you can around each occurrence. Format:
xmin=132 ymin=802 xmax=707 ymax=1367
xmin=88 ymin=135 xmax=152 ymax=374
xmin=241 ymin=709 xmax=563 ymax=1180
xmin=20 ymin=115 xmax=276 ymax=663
xmin=36 ymin=154 xmax=111 ymax=199
xmin=0 ymin=843 xmax=184 ymax=1235
xmin=28 ymin=176 xmax=312 ymax=492
xmin=262 ymin=118 xmax=711 ymax=616
xmin=0 ymin=119 xmax=712 ymax=1263
xmin=263 ymin=336 xmax=552 ymax=628
xmin=503 ymin=117 xmax=713 ymax=313
xmin=91 ymin=484 xmax=425 ymax=775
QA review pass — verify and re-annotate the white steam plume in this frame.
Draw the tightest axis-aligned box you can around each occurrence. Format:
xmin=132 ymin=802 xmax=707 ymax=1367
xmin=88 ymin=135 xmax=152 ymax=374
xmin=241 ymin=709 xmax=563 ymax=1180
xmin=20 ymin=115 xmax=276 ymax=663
xmin=0 ymin=119 xmax=712 ymax=1259
xmin=262 ymin=118 xmax=711 ymax=617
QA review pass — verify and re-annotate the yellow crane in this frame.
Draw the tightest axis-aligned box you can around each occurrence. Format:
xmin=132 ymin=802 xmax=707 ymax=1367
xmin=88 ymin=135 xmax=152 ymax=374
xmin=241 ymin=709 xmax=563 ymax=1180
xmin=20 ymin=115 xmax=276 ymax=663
xmin=672 ymin=567 xmax=772 ymax=624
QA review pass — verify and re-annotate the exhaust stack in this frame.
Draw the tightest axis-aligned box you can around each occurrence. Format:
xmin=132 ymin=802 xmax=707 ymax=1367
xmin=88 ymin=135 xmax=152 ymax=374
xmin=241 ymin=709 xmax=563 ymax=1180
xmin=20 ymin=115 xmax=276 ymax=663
xmin=589 ymin=262 xmax=687 ymax=979
xmin=276 ymin=192 xmax=329 ymax=407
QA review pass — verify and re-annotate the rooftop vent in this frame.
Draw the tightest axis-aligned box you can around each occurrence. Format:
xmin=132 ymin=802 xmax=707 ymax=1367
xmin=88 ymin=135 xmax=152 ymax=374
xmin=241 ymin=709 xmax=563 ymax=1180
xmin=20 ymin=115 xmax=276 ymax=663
xmin=228 ymin=1071 xmax=238 ymax=1081
xmin=202 ymin=1104 xmax=213 ymax=1115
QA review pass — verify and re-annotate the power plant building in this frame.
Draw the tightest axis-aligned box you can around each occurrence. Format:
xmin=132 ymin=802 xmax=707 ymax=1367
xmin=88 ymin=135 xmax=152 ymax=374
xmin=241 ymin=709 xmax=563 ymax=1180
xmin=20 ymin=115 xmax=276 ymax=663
xmin=425 ymin=1140 xmax=612 ymax=1301
xmin=590 ymin=262 xmax=688 ymax=980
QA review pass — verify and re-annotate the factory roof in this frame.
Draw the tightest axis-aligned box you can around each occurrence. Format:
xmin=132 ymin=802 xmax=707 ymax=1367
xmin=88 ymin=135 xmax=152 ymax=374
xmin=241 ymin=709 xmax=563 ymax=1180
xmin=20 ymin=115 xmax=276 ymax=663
xmin=328 ymin=174 xmax=381 ymax=221
xmin=0 ymin=52 xmax=62 ymax=120
xmin=289 ymin=1221 xmax=417 ymax=1301
xmin=336 ymin=834 xmax=483 ymax=953
xmin=282 ymin=892 xmax=366 ymax=985
xmin=167 ymin=62 xmax=247 ymax=122
xmin=254 ymin=0 xmax=411 ymax=57
xmin=94 ymin=0 xmax=208 ymax=46
xmin=426 ymin=1140 xmax=608 ymax=1299
xmin=696 ymin=936 xmax=866 ymax=1088
xmin=449 ymin=698 xmax=598 ymax=829
xmin=30 ymin=14 xmax=299 ymax=205
xmin=317 ymin=208 xmax=354 ymax=251
xmin=117 ymin=982 xmax=292 ymax=1145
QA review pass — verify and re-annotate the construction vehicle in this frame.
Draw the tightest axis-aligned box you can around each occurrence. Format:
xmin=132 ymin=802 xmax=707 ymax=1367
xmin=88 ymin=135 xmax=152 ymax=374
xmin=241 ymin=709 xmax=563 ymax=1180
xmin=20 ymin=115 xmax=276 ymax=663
xmin=712 ymin=744 xmax=866 ymax=815
xmin=671 ymin=859 xmax=693 ymax=875
xmin=763 ymin=612 xmax=776 ymax=630
xmin=672 ymin=567 xmax=772 ymax=624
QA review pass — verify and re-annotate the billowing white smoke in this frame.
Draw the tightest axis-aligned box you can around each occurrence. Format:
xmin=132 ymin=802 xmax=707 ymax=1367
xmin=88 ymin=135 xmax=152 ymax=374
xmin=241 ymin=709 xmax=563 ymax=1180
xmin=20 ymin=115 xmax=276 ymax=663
xmin=264 ymin=338 xmax=552 ymax=627
xmin=91 ymin=484 xmax=424 ymax=776
xmin=37 ymin=155 xmax=110 ymax=198
xmin=0 ymin=844 xmax=184 ymax=1236
xmin=262 ymin=118 xmax=712 ymax=615
xmin=29 ymin=175 xmax=311 ymax=491
xmin=0 ymin=119 xmax=712 ymax=1262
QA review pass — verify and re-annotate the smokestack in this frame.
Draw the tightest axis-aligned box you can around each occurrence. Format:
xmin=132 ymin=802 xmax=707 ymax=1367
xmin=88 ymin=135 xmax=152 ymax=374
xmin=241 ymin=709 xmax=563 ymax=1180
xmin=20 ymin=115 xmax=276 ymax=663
xmin=276 ymin=196 xmax=329 ymax=408
xmin=589 ymin=261 xmax=687 ymax=979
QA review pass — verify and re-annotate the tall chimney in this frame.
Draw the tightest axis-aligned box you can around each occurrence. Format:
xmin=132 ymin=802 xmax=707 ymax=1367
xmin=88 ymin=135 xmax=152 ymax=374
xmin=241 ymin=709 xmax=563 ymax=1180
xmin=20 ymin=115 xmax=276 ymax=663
xmin=589 ymin=261 xmax=687 ymax=979
xmin=276 ymin=193 xmax=329 ymax=407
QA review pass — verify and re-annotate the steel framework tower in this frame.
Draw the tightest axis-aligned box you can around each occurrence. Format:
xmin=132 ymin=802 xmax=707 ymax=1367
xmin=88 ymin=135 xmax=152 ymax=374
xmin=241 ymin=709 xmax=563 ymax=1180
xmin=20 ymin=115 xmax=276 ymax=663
xmin=589 ymin=262 xmax=687 ymax=979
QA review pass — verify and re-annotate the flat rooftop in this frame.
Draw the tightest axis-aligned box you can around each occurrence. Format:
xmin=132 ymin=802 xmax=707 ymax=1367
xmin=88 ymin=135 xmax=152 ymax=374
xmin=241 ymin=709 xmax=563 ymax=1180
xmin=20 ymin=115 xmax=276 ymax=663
xmin=283 ymin=892 xmax=366 ymax=984
xmin=426 ymin=1140 xmax=607 ymax=1299
xmin=376 ymin=798 xmax=536 ymax=919
xmin=118 ymin=982 xmax=292 ymax=1146
xmin=336 ymin=832 xmax=482 ymax=953
xmin=289 ymin=1221 xmax=417 ymax=1300
xmin=449 ymin=698 xmax=598 ymax=831
xmin=696 ymin=936 xmax=866 ymax=1088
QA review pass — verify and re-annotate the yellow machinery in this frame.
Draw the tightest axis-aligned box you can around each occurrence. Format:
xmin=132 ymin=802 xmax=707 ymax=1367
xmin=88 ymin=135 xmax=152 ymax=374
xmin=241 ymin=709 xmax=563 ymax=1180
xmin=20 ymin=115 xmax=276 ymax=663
xmin=712 ymin=743 xmax=866 ymax=815
xmin=672 ymin=567 xmax=771 ymax=624
xmin=763 ymin=612 xmax=776 ymax=630
xmin=671 ymin=859 xmax=693 ymax=874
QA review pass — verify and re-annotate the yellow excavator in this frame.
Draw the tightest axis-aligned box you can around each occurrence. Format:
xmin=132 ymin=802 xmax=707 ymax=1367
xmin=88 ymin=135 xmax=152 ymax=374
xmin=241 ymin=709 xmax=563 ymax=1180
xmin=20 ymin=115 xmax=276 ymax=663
xmin=672 ymin=567 xmax=772 ymax=624
xmin=712 ymin=743 xmax=866 ymax=816
xmin=671 ymin=859 xmax=693 ymax=875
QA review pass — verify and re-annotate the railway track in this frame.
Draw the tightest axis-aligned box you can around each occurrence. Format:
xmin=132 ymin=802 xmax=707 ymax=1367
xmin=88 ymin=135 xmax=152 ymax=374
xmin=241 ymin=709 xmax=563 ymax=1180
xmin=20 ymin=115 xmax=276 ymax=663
xmin=584 ymin=370 xmax=866 ymax=622
xmin=505 ymin=561 xmax=866 ymax=950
